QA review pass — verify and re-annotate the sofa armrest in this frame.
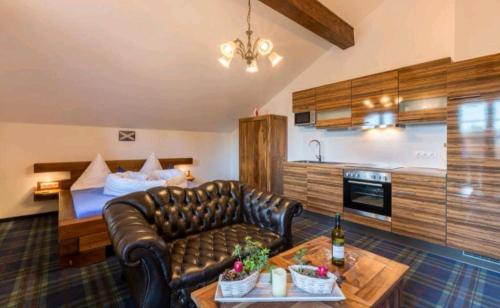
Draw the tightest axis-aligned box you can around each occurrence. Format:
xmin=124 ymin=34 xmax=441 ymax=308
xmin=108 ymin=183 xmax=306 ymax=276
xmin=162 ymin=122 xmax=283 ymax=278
xmin=103 ymin=201 xmax=172 ymax=307
xmin=242 ymin=186 xmax=303 ymax=248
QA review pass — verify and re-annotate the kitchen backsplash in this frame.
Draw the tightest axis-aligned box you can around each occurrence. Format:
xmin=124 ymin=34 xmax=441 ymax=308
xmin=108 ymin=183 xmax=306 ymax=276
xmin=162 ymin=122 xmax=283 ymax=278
xmin=288 ymin=123 xmax=447 ymax=169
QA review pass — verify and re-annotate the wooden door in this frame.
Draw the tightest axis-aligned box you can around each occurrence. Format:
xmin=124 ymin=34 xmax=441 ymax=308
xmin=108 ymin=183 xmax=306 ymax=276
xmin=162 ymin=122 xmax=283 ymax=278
xmin=392 ymin=173 xmax=446 ymax=245
xmin=306 ymin=164 xmax=343 ymax=216
xmin=446 ymin=93 xmax=500 ymax=259
xmin=268 ymin=116 xmax=287 ymax=194
xmin=351 ymin=70 xmax=399 ymax=127
xmin=239 ymin=118 xmax=269 ymax=192
xmin=397 ymin=58 xmax=450 ymax=124
xmin=283 ymin=162 xmax=307 ymax=206
xmin=315 ymin=80 xmax=352 ymax=129
xmin=292 ymin=88 xmax=315 ymax=112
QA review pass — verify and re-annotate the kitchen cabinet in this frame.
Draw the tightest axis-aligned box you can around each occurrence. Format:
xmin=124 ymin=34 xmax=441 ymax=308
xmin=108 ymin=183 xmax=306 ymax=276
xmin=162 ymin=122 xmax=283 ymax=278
xmin=315 ymin=81 xmax=352 ymax=129
xmin=392 ymin=173 xmax=446 ymax=245
xmin=351 ymin=70 xmax=399 ymax=127
xmin=282 ymin=162 xmax=308 ymax=206
xmin=306 ymin=164 xmax=343 ymax=216
xmin=239 ymin=115 xmax=287 ymax=194
xmin=447 ymin=53 xmax=500 ymax=98
xmin=397 ymin=58 xmax=450 ymax=124
xmin=446 ymin=53 xmax=500 ymax=259
xmin=292 ymin=88 xmax=316 ymax=112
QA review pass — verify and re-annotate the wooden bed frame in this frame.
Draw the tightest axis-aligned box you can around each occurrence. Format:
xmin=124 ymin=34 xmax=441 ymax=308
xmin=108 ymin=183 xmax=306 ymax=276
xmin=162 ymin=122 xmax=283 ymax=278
xmin=34 ymin=157 xmax=193 ymax=267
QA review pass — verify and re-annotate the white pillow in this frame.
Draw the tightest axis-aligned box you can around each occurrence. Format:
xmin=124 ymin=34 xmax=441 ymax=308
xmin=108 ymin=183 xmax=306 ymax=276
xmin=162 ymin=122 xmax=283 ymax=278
xmin=140 ymin=152 xmax=162 ymax=175
xmin=103 ymin=172 xmax=166 ymax=197
xmin=149 ymin=168 xmax=188 ymax=188
xmin=71 ymin=154 xmax=111 ymax=191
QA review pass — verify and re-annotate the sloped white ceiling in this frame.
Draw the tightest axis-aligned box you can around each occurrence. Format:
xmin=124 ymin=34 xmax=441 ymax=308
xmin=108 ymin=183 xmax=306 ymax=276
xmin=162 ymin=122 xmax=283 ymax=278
xmin=0 ymin=1 xmax=379 ymax=132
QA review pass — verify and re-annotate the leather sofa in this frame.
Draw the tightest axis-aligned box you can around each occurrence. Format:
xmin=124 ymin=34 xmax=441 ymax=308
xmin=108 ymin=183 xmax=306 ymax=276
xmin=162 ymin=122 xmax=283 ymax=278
xmin=103 ymin=180 xmax=303 ymax=308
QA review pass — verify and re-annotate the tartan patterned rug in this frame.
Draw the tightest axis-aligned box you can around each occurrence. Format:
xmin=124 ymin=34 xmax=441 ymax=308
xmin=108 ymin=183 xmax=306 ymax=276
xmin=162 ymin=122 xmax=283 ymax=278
xmin=1 ymin=212 xmax=499 ymax=307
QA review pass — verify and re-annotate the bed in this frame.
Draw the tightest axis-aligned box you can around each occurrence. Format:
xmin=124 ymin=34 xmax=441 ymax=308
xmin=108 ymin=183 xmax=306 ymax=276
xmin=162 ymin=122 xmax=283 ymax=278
xmin=34 ymin=157 xmax=193 ymax=267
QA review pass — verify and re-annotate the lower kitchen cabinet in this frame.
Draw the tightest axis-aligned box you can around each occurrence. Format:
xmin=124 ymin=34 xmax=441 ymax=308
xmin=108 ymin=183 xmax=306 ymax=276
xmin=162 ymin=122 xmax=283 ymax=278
xmin=306 ymin=164 xmax=343 ymax=216
xmin=392 ymin=173 xmax=446 ymax=245
xmin=283 ymin=162 xmax=308 ymax=207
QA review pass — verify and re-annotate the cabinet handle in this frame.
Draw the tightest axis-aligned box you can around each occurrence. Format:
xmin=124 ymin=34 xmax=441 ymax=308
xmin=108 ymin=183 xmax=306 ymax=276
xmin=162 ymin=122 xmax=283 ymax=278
xmin=448 ymin=94 xmax=481 ymax=100
xmin=395 ymin=191 xmax=416 ymax=197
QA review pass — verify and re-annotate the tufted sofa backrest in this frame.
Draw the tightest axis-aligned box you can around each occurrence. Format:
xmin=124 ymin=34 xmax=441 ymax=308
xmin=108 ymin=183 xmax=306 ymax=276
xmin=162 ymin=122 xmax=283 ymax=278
xmin=146 ymin=180 xmax=243 ymax=241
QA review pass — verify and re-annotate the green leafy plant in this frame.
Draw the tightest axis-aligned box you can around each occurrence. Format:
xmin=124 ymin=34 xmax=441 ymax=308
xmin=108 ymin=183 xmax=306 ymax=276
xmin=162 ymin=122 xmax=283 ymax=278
xmin=293 ymin=248 xmax=308 ymax=265
xmin=222 ymin=236 xmax=270 ymax=281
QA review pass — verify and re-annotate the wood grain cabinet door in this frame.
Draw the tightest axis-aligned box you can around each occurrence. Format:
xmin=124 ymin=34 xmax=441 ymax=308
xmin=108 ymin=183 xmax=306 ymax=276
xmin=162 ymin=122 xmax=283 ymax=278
xmin=239 ymin=118 xmax=269 ymax=192
xmin=398 ymin=58 xmax=450 ymax=124
xmin=447 ymin=53 xmax=500 ymax=98
xmin=306 ymin=164 xmax=343 ymax=216
xmin=292 ymin=88 xmax=316 ymax=112
xmin=392 ymin=173 xmax=446 ymax=245
xmin=446 ymin=93 xmax=500 ymax=259
xmin=351 ymin=70 xmax=399 ymax=127
xmin=282 ymin=162 xmax=308 ymax=206
xmin=315 ymin=80 xmax=352 ymax=129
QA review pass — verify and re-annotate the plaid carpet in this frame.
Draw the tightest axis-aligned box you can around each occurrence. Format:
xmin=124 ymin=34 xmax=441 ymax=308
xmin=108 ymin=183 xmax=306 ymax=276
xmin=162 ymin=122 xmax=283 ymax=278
xmin=1 ymin=212 xmax=499 ymax=308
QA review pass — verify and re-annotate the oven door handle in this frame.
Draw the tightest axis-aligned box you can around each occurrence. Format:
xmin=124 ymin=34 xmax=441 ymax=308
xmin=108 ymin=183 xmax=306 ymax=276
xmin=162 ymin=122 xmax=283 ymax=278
xmin=347 ymin=180 xmax=383 ymax=187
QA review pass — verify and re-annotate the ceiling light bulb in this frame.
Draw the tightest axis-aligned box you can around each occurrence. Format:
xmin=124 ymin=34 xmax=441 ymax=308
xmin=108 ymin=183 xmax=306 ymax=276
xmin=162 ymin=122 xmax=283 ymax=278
xmin=218 ymin=56 xmax=232 ymax=68
xmin=257 ymin=39 xmax=273 ymax=55
xmin=220 ymin=41 xmax=236 ymax=58
xmin=268 ymin=51 xmax=283 ymax=67
xmin=246 ymin=60 xmax=259 ymax=73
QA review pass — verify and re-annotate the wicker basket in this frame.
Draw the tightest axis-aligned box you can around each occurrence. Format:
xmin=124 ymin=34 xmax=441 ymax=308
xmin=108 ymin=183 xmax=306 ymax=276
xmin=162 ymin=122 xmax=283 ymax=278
xmin=218 ymin=270 xmax=260 ymax=297
xmin=289 ymin=265 xmax=336 ymax=295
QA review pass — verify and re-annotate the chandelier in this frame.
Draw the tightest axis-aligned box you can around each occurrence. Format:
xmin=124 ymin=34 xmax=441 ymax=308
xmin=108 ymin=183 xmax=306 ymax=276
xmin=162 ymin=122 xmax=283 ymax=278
xmin=218 ymin=0 xmax=283 ymax=73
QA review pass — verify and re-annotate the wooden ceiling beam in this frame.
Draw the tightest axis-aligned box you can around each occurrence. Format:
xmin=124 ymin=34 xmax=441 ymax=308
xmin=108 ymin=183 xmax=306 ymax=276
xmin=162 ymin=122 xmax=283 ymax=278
xmin=259 ymin=0 xmax=354 ymax=49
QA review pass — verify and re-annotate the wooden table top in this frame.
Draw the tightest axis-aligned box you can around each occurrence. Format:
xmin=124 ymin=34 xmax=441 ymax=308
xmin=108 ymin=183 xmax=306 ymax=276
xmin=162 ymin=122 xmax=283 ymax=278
xmin=191 ymin=236 xmax=409 ymax=308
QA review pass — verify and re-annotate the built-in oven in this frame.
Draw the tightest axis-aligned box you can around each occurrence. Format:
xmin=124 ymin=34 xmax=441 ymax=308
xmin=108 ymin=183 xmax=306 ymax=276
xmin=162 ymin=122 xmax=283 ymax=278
xmin=343 ymin=169 xmax=391 ymax=222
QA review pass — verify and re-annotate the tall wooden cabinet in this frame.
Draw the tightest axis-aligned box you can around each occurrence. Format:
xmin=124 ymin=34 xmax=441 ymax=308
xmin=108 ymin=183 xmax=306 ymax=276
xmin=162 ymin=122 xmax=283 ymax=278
xmin=446 ymin=53 xmax=500 ymax=259
xmin=239 ymin=115 xmax=287 ymax=194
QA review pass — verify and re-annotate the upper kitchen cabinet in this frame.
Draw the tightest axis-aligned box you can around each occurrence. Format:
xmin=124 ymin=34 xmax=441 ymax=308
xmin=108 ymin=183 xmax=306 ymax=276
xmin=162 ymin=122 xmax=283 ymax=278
xmin=351 ymin=70 xmax=399 ymax=127
xmin=447 ymin=53 xmax=500 ymax=98
xmin=292 ymin=88 xmax=316 ymax=112
xmin=315 ymin=80 xmax=352 ymax=129
xmin=398 ymin=58 xmax=450 ymax=124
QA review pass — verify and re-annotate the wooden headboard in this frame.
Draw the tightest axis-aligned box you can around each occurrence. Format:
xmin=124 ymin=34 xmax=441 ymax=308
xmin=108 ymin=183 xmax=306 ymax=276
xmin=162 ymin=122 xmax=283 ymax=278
xmin=33 ymin=157 xmax=193 ymax=189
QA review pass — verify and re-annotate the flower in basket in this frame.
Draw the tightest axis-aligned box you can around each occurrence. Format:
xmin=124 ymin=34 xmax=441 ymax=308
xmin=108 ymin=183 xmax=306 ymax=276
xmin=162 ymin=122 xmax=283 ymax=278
xmin=218 ymin=237 xmax=270 ymax=297
xmin=288 ymin=248 xmax=337 ymax=295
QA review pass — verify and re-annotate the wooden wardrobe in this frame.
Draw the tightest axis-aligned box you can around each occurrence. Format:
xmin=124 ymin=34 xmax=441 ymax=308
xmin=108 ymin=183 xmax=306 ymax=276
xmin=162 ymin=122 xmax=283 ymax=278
xmin=239 ymin=115 xmax=287 ymax=194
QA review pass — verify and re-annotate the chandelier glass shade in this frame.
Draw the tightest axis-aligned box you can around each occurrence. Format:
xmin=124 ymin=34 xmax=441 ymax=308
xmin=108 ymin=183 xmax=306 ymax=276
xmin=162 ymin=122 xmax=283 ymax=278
xmin=218 ymin=0 xmax=283 ymax=72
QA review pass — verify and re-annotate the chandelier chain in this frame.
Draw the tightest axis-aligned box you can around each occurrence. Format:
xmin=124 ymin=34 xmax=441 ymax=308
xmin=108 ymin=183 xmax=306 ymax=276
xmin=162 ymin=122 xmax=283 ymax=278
xmin=247 ymin=0 xmax=251 ymax=32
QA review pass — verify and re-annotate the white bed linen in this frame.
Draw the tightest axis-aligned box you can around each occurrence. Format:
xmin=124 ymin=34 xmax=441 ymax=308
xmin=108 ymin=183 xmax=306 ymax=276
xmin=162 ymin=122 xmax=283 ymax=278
xmin=103 ymin=171 xmax=166 ymax=197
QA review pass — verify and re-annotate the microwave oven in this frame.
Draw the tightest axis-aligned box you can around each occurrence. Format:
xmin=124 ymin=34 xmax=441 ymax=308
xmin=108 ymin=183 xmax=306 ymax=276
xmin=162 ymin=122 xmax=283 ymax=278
xmin=294 ymin=111 xmax=316 ymax=126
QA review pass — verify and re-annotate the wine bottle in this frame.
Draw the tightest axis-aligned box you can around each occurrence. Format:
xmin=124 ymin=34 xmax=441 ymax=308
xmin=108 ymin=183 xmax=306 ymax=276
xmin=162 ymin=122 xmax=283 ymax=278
xmin=331 ymin=213 xmax=345 ymax=266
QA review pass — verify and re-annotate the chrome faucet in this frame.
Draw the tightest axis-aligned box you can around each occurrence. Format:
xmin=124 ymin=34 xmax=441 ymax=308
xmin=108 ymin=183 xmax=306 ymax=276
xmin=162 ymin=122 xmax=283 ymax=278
xmin=309 ymin=139 xmax=322 ymax=162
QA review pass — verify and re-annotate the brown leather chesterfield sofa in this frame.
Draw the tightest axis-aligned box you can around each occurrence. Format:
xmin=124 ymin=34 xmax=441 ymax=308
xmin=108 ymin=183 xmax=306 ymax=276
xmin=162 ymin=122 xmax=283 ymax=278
xmin=103 ymin=180 xmax=303 ymax=308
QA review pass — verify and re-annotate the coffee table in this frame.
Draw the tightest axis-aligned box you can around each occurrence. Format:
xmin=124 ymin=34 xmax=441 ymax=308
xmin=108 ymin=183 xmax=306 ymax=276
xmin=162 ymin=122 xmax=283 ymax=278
xmin=191 ymin=236 xmax=409 ymax=307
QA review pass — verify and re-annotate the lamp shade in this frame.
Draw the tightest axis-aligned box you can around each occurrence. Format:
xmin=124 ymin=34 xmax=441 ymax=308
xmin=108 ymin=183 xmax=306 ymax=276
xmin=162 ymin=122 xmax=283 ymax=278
xmin=268 ymin=51 xmax=283 ymax=67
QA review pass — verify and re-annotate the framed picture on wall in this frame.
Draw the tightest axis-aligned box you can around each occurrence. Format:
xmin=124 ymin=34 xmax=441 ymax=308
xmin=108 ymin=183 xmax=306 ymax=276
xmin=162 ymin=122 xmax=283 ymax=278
xmin=119 ymin=130 xmax=136 ymax=141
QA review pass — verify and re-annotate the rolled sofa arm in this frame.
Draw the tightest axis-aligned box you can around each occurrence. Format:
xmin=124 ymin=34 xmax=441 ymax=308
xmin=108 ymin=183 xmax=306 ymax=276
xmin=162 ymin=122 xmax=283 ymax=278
xmin=242 ymin=186 xmax=304 ymax=248
xmin=103 ymin=192 xmax=172 ymax=308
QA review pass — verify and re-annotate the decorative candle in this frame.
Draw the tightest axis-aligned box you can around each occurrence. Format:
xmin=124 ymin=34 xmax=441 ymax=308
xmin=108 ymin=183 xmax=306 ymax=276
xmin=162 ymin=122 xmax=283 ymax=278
xmin=271 ymin=267 xmax=287 ymax=297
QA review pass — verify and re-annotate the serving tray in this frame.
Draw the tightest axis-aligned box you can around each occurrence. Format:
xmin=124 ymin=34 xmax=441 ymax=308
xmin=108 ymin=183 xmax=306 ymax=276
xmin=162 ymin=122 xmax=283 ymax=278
xmin=215 ymin=273 xmax=345 ymax=303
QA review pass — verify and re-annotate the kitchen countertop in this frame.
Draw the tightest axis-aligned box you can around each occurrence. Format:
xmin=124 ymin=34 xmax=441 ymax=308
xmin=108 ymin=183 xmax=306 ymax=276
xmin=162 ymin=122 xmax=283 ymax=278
xmin=287 ymin=160 xmax=447 ymax=177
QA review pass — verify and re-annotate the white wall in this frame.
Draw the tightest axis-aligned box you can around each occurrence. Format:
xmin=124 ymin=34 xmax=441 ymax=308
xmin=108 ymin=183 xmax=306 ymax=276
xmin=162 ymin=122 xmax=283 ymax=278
xmin=454 ymin=0 xmax=500 ymax=61
xmin=259 ymin=0 xmax=454 ymax=169
xmin=0 ymin=122 xmax=234 ymax=219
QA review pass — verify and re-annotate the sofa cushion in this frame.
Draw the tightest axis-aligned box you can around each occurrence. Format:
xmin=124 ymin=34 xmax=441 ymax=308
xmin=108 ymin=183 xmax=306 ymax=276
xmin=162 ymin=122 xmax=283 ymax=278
xmin=169 ymin=223 xmax=283 ymax=290
xmin=147 ymin=181 xmax=243 ymax=241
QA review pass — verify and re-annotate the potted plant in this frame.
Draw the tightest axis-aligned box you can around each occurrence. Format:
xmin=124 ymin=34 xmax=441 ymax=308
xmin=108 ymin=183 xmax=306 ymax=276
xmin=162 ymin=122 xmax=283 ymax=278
xmin=288 ymin=248 xmax=337 ymax=295
xmin=218 ymin=236 xmax=270 ymax=297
